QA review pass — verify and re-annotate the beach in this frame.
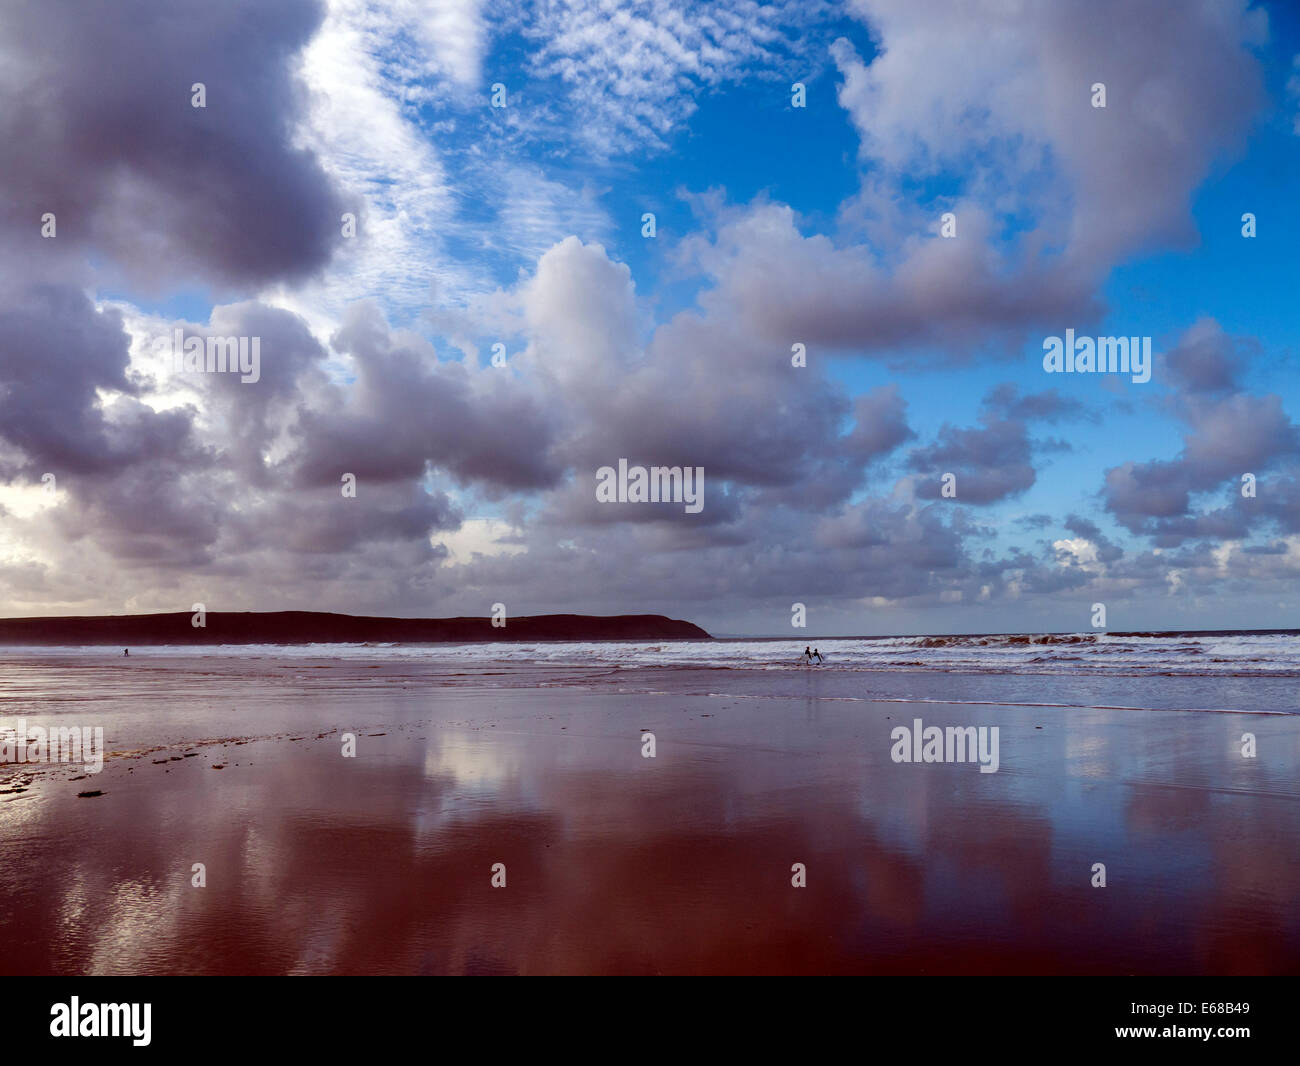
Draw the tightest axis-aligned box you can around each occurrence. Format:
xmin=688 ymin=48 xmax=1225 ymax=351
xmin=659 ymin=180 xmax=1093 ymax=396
xmin=2 ymin=641 xmax=1299 ymax=975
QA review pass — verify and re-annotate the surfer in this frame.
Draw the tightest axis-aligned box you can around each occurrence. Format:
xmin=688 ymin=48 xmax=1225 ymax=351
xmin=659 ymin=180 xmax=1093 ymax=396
xmin=812 ymin=648 xmax=823 ymax=664
xmin=124 ymin=648 xmax=129 ymax=657
xmin=802 ymin=646 xmax=813 ymax=665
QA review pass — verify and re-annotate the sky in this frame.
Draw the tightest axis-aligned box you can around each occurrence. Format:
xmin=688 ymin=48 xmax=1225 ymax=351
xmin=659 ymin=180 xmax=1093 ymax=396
xmin=2 ymin=0 xmax=1300 ymax=636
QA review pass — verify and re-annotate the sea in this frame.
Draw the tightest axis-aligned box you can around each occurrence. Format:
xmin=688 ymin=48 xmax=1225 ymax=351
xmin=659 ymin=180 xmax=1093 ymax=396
xmin=4 ymin=628 xmax=1299 ymax=714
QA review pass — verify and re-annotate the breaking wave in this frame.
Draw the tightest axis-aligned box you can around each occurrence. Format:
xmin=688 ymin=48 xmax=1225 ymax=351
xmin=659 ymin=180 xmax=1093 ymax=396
xmin=10 ymin=629 xmax=1300 ymax=679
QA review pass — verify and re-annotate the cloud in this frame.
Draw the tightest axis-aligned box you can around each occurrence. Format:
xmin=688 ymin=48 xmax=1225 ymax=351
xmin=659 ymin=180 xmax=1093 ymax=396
xmin=287 ymin=302 xmax=563 ymax=493
xmin=1162 ymin=317 xmax=1249 ymax=395
xmin=1102 ymin=320 xmax=1300 ymax=544
xmin=833 ymin=0 xmax=1266 ymax=273
xmin=413 ymin=0 xmax=490 ymax=88
xmin=0 ymin=0 xmax=346 ymax=291
xmin=983 ymin=384 xmax=1093 ymax=424
xmin=0 ymin=285 xmax=201 ymax=479
xmin=686 ymin=201 xmax=1094 ymax=359
xmin=907 ymin=386 xmax=1084 ymax=504
xmin=523 ymin=0 xmax=831 ymax=155
xmin=1062 ymin=514 xmax=1123 ymax=563
xmin=519 ymin=237 xmax=916 ymax=523
xmin=279 ymin=0 xmax=489 ymax=326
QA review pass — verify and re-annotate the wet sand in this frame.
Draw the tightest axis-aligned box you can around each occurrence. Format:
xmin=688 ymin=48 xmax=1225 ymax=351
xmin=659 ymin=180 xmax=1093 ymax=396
xmin=2 ymin=655 xmax=1298 ymax=974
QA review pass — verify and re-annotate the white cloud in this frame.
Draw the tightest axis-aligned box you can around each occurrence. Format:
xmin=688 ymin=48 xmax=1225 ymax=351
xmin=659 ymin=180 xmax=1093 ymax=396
xmin=1054 ymin=537 xmax=1099 ymax=568
xmin=833 ymin=0 xmax=1268 ymax=274
xmin=525 ymin=0 xmax=828 ymax=154
xmin=275 ymin=0 xmax=487 ymax=326
xmin=411 ymin=0 xmax=490 ymax=88
xmin=436 ymin=517 xmax=527 ymax=563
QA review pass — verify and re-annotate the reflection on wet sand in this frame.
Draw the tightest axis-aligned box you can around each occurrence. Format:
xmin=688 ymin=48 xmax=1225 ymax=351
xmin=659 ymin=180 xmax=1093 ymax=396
xmin=1 ymin=658 xmax=1298 ymax=974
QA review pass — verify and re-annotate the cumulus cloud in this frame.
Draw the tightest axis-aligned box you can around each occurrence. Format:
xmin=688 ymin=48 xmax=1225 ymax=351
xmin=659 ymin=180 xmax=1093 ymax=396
xmin=834 ymin=0 xmax=1266 ymax=272
xmin=0 ymin=0 xmax=346 ymax=291
xmin=683 ymin=201 xmax=1093 ymax=359
xmin=686 ymin=0 xmax=1269 ymax=365
xmin=907 ymin=387 xmax=1085 ymax=505
xmin=1162 ymin=317 xmax=1250 ymax=396
xmin=1103 ymin=320 xmax=1300 ymax=545
xmin=0 ymin=285 xmax=201 ymax=479
xmin=519 ymin=237 xmax=918 ymax=523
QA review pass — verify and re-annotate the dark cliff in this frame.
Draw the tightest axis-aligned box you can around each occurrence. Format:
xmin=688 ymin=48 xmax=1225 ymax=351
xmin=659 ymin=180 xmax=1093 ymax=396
xmin=0 ymin=611 xmax=712 ymax=645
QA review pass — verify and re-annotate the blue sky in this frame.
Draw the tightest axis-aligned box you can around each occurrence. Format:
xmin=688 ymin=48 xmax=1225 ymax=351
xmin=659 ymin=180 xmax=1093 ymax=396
xmin=2 ymin=0 xmax=1300 ymax=635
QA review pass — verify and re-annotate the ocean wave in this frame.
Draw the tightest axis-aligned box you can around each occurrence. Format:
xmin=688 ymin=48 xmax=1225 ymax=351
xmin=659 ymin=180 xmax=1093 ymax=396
xmin=5 ymin=630 xmax=1300 ymax=679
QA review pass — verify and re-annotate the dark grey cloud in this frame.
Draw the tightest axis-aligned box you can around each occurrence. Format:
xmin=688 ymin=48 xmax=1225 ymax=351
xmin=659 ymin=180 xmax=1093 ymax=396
xmin=0 ymin=285 xmax=203 ymax=479
xmin=1102 ymin=323 xmax=1299 ymax=544
xmin=287 ymin=303 xmax=562 ymax=494
xmin=1162 ymin=318 xmax=1249 ymax=396
xmin=230 ymin=484 xmax=461 ymax=557
xmin=519 ymin=238 xmax=918 ymax=526
xmin=908 ymin=386 xmax=1085 ymax=504
xmin=845 ymin=384 xmax=917 ymax=459
xmin=689 ymin=202 xmax=1098 ymax=361
xmin=984 ymin=383 xmax=1093 ymax=424
xmin=50 ymin=460 xmax=226 ymax=567
xmin=0 ymin=0 xmax=343 ymax=290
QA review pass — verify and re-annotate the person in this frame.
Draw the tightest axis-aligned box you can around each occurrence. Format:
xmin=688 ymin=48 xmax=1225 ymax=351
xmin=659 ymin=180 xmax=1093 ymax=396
xmin=124 ymin=649 xmax=129 ymax=657
xmin=803 ymin=646 xmax=812 ymax=664
xmin=812 ymin=648 xmax=823 ymax=664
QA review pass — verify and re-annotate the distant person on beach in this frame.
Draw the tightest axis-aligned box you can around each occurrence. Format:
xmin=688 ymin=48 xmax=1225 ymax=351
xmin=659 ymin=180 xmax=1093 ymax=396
xmin=124 ymin=649 xmax=129 ymax=657
xmin=803 ymin=646 xmax=812 ymax=664
xmin=812 ymin=648 xmax=823 ymax=663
